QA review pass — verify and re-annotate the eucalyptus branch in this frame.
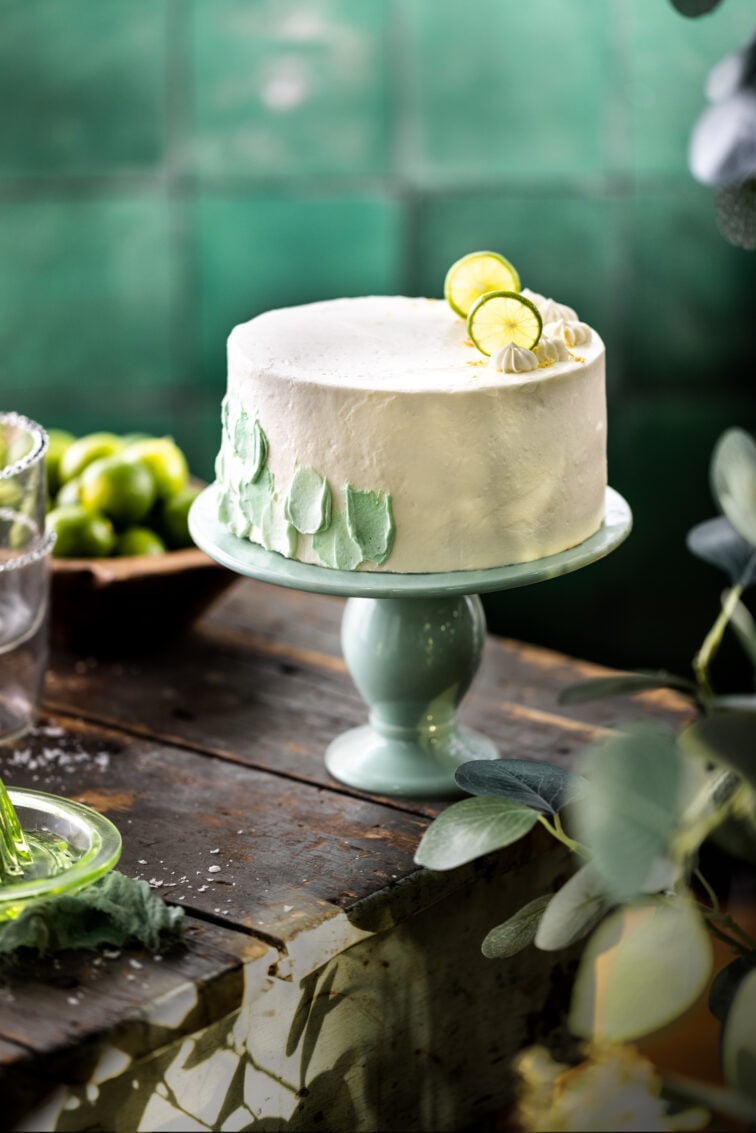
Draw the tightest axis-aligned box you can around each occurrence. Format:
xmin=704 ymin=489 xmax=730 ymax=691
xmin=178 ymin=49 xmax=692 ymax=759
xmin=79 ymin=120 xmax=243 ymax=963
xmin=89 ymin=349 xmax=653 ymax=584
xmin=537 ymin=813 xmax=589 ymax=858
xmin=700 ymin=909 xmax=756 ymax=958
xmin=673 ymin=768 xmax=745 ymax=860
xmin=693 ymin=867 xmax=720 ymax=914
xmin=692 ymin=582 xmax=744 ymax=698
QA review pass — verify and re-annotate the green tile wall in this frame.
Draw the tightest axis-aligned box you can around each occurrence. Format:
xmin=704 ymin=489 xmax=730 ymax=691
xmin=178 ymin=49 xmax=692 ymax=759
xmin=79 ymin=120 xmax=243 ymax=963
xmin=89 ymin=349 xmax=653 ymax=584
xmin=1 ymin=0 xmax=755 ymax=677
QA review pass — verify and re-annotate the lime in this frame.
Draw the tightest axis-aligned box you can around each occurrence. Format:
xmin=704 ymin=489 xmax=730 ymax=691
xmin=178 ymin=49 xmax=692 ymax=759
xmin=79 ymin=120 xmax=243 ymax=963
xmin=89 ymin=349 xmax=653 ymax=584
xmin=158 ymin=483 xmax=201 ymax=549
xmin=123 ymin=437 xmax=189 ymax=499
xmin=45 ymin=429 xmax=76 ymax=497
xmin=80 ymin=454 xmax=157 ymax=525
xmin=56 ymin=477 xmax=82 ymax=507
xmin=59 ymin=432 xmax=124 ymax=484
xmin=466 ymin=290 xmax=543 ymax=356
xmin=120 ymin=432 xmax=155 ymax=446
xmin=47 ymin=505 xmax=116 ymax=558
xmin=116 ymin=526 xmax=166 ymax=557
xmin=444 ymin=251 xmax=521 ymax=318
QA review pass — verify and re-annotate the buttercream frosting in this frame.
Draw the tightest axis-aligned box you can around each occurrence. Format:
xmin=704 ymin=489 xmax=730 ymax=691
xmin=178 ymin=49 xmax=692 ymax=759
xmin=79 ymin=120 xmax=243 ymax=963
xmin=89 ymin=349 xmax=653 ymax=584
xmin=216 ymin=295 xmax=607 ymax=573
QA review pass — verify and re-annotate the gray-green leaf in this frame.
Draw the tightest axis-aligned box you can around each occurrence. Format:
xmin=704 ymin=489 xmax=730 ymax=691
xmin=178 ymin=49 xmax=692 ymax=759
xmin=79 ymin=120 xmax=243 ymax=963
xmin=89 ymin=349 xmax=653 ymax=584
xmin=723 ymin=968 xmax=756 ymax=1102
xmin=455 ymin=758 xmax=586 ymax=815
xmin=558 ymin=671 xmax=696 ymax=706
xmin=687 ymin=516 xmax=756 ymax=587
xmin=682 ymin=712 xmax=756 ymax=790
xmin=575 ymin=726 xmax=702 ymax=902
xmin=535 ymin=865 xmax=611 ymax=951
xmin=569 ymin=896 xmax=712 ymax=1042
xmin=414 ymin=796 xmax=538 ymax=871
xmin=481 ymin=894 xmax=552 ymax=959
xmin=710 ymin=428 xmax=756 ymax=548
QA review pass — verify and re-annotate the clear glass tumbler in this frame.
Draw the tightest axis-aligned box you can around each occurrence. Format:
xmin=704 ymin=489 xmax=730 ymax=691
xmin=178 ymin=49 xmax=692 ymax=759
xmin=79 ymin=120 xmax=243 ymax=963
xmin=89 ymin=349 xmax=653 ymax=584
xmin=0 ymin=413 xmax=54 ymax=743
xmin=0 ymin=411 xmax=48 ymax=533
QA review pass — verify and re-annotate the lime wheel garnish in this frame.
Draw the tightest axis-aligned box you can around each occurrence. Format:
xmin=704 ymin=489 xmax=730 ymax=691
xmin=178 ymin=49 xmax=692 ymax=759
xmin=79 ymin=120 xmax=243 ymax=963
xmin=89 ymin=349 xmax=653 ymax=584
xmin=444 ymin=250 xmax=520 ymax=318
xmin=466 ymin=290 xmax=543 ymax=357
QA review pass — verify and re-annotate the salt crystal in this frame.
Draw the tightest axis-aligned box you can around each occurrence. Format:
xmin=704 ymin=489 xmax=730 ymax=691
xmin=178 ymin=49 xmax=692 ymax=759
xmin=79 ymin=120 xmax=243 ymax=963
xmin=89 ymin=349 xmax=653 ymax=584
xmin=207 ymin=865 xmax=221 ymax=874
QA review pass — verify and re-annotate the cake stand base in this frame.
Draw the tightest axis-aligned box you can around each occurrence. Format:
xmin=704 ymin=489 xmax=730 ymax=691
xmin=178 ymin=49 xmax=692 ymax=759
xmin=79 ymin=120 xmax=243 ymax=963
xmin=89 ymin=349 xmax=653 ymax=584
xmin=325 ymin=592 xmax=498 ymax=797
xmin=190 ymin=485 xmax=632 ymax=799
xmin=326 ymin=725 xmax=498 ymax=798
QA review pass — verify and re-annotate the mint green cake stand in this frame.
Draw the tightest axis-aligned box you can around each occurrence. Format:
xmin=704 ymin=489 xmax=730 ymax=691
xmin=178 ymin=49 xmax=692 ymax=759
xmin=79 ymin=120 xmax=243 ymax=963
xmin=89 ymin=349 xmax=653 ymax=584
xmin=190 ymin=486 xmax=632 ymax=799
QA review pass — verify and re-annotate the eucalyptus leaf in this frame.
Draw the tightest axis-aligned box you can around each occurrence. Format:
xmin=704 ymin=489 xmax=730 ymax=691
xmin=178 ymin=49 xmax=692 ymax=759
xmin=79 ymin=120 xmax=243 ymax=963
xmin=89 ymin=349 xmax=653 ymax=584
xmin=558 ymin=672 xmax=696 ymax=706
xmin=569 ymin=896 xmax=713 ymax=1042
xmin=710 ymin=694 xmax=756 ymax=711
xmin=682 ymin=712 xmax=756 ymax=790
xmin=710 ymin=429 xmax=756 ymax=548
xmin=709 ymin=956 xmax=754 ymax=1022
xmin=722 ymin=968 xmax=756 ymax=1101
xmin=455 ymin=759 xmax=586 ymax=815
xmin=534 ymin=865 xmax=611 ymax=952
xmin=414 ymin=796 xmax=538 ymax=871
xmin=481 ymin=894 xmax=552 ymax=959
xmin=670 ymin=0 xmax=724 ymax=15
xmin=686 ymin=516 xmax=756 ymax=587
xmin=575 ymin=726 xmax=702 ymax=902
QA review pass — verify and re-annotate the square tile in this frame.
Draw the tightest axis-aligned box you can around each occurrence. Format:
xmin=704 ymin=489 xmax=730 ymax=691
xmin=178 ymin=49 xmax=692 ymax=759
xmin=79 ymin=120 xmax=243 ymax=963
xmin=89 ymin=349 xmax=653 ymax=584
xmin=0 ymin=197 xmax=176 ymax=390
xmin=397 ymin=0 xmax=613 ymax=186
xmin=195 ymin=194 xmax=404 ymax=384
xmin=0 ymin=0 xmax=168 ymax=177
xmin=190 ymin=0 xmax=391 ymax=180
xmin=623 ymin=184 xmax=756 ymax=392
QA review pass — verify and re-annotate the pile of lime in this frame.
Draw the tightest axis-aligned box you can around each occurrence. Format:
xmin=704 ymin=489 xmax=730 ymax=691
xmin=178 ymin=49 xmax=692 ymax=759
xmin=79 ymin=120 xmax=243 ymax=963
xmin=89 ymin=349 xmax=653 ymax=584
xmin=45 ymin=431 xmax=201 ymax=558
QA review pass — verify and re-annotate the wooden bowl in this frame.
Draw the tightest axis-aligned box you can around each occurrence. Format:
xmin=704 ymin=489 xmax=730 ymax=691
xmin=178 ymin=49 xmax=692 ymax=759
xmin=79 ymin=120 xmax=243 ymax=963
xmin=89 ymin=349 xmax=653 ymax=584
xmin=50 ymin=546 xmax=237 ymax=654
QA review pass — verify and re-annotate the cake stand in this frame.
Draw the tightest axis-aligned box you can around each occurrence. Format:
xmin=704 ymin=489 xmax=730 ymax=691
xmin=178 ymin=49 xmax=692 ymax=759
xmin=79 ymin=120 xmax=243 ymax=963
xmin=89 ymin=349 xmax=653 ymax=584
xmin=190 ymin=486 xmax=632 ymax=799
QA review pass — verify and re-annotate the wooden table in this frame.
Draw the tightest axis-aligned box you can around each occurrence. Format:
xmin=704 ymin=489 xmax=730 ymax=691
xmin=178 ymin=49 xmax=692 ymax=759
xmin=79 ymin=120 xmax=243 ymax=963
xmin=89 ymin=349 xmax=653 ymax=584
xmin=0 ymin=577 xmax=689 ymax=1133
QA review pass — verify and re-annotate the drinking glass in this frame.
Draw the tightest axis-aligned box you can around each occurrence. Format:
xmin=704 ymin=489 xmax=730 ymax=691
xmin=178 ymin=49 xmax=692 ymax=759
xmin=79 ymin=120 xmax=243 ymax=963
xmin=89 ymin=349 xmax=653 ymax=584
xmin=0 ymin=413 xmax=54 ymax=743
xmin=0 ymin=411 xmax=48 ymax=533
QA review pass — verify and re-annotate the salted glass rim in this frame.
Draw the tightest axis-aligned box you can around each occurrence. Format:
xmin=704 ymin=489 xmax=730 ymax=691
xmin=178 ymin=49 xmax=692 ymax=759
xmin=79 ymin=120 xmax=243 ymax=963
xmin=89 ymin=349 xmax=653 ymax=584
xmin=0 ymin=412 xmax=49 ymax=480
xmin=0 ymin=518 xmax=55 ymax=572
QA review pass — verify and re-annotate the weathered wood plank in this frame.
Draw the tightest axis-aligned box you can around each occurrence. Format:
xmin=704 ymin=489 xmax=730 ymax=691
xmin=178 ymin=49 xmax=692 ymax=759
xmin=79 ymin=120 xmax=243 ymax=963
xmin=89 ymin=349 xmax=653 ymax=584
xmin=44 ymin=581 xmax=691 ymax=818
xmin=0 ymin=716 xmax=429 ymax=948
xmin=0 ymin=917 xmax=264 ymax=1057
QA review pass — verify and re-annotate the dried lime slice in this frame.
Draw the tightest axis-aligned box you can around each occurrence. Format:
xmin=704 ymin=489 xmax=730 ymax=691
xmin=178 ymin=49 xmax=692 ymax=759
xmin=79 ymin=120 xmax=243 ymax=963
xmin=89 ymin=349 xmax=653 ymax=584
xmin=444 ymin=251 xmax=520 ymax=318
xmin=466 ymin=290 xmax=543 ymax=356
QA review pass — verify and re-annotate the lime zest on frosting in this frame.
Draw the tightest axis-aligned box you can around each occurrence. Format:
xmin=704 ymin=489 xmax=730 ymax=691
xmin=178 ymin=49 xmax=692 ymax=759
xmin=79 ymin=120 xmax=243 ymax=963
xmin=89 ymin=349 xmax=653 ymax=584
xmin=285 ymin=467 xmax=332 ymax=535
xmin=444 ymin=251 xmax=520 ymax=318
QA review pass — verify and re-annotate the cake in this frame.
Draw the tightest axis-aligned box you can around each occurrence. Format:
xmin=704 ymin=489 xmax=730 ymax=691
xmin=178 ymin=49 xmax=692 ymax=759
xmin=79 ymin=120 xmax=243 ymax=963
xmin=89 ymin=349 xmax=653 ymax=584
xmin=214 ymin=265 xmax=607 ymax=574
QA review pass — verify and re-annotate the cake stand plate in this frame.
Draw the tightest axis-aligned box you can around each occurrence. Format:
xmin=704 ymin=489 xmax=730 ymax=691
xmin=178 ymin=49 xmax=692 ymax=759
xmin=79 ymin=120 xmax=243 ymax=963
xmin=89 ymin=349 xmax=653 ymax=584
xmin=190 ymin=486 xmax=632 ymax=798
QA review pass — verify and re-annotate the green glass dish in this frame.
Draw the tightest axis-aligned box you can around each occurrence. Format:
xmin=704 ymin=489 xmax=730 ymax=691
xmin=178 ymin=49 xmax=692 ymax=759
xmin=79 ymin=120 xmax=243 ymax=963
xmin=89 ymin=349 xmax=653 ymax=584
xmin=0 ymin=788 xmax=122 ymax=922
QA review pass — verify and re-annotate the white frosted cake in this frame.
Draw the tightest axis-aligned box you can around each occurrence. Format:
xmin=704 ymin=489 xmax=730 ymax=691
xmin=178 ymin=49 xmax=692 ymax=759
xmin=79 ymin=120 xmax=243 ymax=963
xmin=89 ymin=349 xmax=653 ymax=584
xmin=214 ymin=287 xmax=607 ymax=573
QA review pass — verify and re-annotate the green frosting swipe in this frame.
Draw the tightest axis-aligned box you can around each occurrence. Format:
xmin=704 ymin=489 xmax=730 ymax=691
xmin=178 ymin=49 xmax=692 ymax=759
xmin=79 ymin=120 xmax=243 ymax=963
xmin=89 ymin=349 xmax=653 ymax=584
xmin=345 ymin=485 xmax=395 ymax=566
xmin=313 ymin=509 xmax=363 ymax=571
xmin=222 ymin=396 xmax=267 ymax=484
xmin=217 ymin=397 xmax=396 ymax=569
xmin=285 ymin=467 xmax=332 ymax=535
xmin=239 ymin=467 xmax=275 ymax=529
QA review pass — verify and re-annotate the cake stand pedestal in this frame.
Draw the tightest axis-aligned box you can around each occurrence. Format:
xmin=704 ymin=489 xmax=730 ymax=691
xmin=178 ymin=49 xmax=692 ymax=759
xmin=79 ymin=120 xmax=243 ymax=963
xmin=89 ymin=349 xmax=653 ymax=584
xmin=190 ymin=486 xmax=632 ymax=798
